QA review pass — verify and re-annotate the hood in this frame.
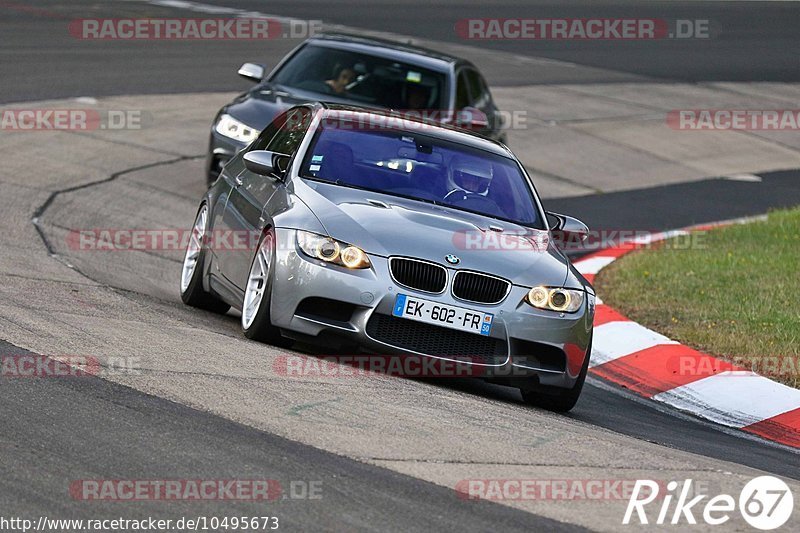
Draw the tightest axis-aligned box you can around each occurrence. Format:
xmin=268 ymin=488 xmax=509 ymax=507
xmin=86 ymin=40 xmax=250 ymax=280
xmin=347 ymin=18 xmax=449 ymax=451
xmin=224 ymin=85 xmax=305 ymax=129
xmin=226 ymin=83 xmax=383 ymax=129
xmin=292 ymin=180 xmax=570 ymax=288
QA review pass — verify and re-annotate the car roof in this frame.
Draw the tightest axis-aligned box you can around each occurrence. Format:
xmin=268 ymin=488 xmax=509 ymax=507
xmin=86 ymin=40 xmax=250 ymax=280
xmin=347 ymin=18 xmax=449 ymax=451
xmin=306 ymin=33 xmax=465 ymax=72
xmin=314 ymin=103 xmax=513 ymax=158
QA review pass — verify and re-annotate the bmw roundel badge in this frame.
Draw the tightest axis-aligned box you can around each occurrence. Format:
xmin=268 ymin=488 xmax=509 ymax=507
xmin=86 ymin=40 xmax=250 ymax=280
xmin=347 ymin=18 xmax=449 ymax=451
xmin=445 ymin=254 xmax=460 ymax=265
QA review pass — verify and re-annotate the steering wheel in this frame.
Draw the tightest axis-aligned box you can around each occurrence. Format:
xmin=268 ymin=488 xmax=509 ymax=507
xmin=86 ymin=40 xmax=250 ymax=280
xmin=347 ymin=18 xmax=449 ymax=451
xmin=443 ymin=189 xmax=470 ymax=203
xmin=345 ymin=73 xmax=369 ymax=91
xmin=443 ymin=189 xmax=502 ymax=215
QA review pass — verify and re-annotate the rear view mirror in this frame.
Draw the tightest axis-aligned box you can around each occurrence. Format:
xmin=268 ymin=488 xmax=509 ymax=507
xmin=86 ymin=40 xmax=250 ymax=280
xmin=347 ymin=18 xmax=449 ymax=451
xmin=547 ymin=212 xmax=590 ymax=241
xmin=243 ymin=150 xmax=289 ymax=179
xmin=238 ymin=62 xmax=266 ymax=83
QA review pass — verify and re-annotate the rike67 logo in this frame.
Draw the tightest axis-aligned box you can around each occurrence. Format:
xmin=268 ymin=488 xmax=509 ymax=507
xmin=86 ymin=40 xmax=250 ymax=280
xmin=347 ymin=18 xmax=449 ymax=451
xmin=624 ymin=476 xmax=793 ymax=530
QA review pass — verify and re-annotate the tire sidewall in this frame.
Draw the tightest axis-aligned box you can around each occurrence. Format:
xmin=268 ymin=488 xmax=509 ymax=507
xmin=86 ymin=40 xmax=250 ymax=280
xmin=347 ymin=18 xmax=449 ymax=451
xmin=180 ymin=204 xmax=209 ymax=305
xmin=242 ymin=229 xmax=280 ymax=341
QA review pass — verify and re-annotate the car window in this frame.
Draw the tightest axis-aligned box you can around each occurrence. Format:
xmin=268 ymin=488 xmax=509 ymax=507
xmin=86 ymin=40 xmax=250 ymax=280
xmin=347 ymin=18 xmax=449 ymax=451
xmin=250 ymin=107 xmax=311 ymax=154
xmin=271 ymin=44 xmax=447 ymax=110
xmin=266 ymin=107 xmax=312 ymax=155
xmin=455 ymin=71 xmax=470 ymax=110
xmin=250 ymin=117 xmax=282 ymax=152
xmin=465 ymin=69 xmax=490 ymax=109
xmin=300 ymin=120 xmax=543 ymax=228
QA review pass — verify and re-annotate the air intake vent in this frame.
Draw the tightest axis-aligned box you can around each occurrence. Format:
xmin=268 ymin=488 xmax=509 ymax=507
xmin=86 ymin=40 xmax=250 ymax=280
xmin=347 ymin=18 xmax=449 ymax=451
xmin=389 ymin=258 xmax=447 ymax=293
xmin=366 ymin=314 xmax=507 ymax=364
xmin=452 ymin=271 xmax=511 ymax=304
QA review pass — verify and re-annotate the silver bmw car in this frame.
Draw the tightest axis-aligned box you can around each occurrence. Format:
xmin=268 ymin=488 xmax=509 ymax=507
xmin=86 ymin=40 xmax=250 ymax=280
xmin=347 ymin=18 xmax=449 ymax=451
xmin=181 ymin=103 xmax=595 ymax=411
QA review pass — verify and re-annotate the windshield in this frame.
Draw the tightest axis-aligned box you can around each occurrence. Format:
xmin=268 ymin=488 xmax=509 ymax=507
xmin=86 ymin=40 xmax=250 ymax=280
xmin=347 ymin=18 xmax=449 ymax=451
xmin=271 ymin=44 xmax=447 ymax=110
xmin=299 ymin=122 xmax=543 ymax=227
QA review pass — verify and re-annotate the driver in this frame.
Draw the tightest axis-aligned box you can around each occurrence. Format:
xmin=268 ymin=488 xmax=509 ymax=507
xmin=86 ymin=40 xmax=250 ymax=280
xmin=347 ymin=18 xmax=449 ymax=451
xmin=326 ymin=64 xmax=355 ymax=95
xmin=447 ymin=156 xmax=493 ymax=198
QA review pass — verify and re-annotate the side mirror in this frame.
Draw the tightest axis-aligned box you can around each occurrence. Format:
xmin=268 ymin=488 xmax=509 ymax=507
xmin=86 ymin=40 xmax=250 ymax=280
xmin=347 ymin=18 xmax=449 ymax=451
xmin=243 ymin=150 xmax=290 ymax=179
xmin=238 ymin=62 xmax=266 ymax=83
xmin=547 ymin=211 xmax=590 ymax=241
xmin=455 ymin=106 xmax=489 ymax=131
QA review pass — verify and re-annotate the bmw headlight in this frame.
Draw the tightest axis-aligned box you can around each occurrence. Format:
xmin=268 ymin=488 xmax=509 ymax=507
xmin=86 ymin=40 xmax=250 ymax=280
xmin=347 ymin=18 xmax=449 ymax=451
xmin=296 ymin=231 xmax=371 ymax=269
xmin=525 ymin=286 xmax=584 ymax=313
xmin=215 ymin=114 xmax=259 ymax=144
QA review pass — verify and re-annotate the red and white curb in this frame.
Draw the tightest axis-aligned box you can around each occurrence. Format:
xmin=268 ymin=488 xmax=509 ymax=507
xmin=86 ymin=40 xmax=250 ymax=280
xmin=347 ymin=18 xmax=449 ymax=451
xmin=575 ymin=221 xmax=800 ymax=449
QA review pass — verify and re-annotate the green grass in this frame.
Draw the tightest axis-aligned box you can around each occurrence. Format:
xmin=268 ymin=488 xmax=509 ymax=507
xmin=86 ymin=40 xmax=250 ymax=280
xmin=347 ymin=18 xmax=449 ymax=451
xmin=595 ymin=207 xmax=800 ymax=387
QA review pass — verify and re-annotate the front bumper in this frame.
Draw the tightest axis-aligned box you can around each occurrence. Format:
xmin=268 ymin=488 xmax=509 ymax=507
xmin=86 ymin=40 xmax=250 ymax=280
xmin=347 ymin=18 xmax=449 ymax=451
xmin=270 ymin=229 xmax=594 ymax=389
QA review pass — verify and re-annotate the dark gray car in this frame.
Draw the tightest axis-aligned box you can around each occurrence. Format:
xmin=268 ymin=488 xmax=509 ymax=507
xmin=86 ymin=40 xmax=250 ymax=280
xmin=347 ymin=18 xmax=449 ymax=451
xmin=184 ymin=103 xmax=594 ymax=411
xmin=206 ymin=33 xmax=506 ymax=184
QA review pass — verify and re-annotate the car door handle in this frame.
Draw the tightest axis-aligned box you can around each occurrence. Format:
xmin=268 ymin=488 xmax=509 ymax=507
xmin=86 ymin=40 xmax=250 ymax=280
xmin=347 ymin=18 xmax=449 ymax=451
xmin=234 ymin=174 xmax=244 ymax=187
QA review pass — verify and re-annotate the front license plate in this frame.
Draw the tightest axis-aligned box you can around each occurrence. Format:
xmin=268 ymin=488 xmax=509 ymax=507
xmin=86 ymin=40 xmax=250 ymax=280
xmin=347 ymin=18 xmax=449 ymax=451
xmin=392 ymin=294 xmax=493 ymax=336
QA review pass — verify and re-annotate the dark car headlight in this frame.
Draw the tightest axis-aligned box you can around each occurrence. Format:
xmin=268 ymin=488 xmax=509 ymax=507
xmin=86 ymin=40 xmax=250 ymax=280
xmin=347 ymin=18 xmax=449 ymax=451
xmin=296 ymin=231 xmax=371 ymax=269
xmin=525 ymin=286 xmax=584 ymax=313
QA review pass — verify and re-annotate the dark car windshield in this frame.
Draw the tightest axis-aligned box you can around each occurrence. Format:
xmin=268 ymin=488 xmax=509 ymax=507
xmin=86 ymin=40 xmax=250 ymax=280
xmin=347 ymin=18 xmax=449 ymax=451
xmin=271 ymin=44 xmax=447 ymax=110
xmin=299 ymin=121 xmax=543 ymax=227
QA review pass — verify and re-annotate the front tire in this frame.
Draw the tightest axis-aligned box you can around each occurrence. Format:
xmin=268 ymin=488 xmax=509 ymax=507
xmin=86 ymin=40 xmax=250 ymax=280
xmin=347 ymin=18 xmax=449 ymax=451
xmin=180 ymin=204 xmax=231 ymax=314
xmin=520 ymin=337 xmax=592 ymax=413
xmin=241 ymin=229 xmax=287 ymax=345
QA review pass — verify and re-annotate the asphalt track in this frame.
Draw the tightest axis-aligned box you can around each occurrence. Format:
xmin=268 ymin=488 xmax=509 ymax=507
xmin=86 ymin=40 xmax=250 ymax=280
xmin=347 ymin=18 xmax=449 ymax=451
xmin=200 ymin=0 xmax=800 ymax=82
xmin=0 ymin=340 xmax=578 ymax=532
xmin=548 ymin=169 xmax=800 ymax=236
xmin=3 ymin=0 xmax=800 ymax=103
xmin=2 ymin=1 xmax=800 ymax=531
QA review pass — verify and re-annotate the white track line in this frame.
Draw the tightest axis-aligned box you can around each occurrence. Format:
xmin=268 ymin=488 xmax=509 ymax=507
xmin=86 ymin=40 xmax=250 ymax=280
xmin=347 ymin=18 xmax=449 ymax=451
xmin=590 ymin=321 xmax=677 ymax=367
xmin=653 ymin=373 xmax=800 ymax=428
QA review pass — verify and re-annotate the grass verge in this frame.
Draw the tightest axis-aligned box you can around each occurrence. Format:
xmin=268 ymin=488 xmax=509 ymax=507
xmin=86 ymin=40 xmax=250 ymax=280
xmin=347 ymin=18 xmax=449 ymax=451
xmin=595 ymin=207 xmax=800 ymax=388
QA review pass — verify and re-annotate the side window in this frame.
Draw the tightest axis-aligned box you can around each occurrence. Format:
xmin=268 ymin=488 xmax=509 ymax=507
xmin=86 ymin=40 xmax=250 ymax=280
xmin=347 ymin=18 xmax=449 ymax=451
xmin=455 ymin=71 xmax=470 ymax=110
xmin=249 ymin=107 xmax=312 ymax=154
xmin=266 ymin=107 xmax=313 ymax=156
xmin=465 ymin=69 xmax=489 ymax=109
xmin=249 ymin=118 xmax=281 ymax=152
